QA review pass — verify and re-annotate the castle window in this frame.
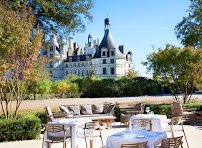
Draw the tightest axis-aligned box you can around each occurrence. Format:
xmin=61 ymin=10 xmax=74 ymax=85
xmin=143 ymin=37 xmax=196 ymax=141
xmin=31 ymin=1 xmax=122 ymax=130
xmin=74 ymin=63 xmax=76 ymax=67
xmin=82 ymin=63 xmax=85 ymax=67
xmin=110 ymin=59 xmax=114 ymax=64
xmin=66 ymin=71 xmax=68 ymax=75
xmin=66 ymin=64 xmax=68 ymax=68
xmin=102 ymin=51 xmax=106 ymax=56
xmin=111 ymin=51 xmax=114 ymax=56
xmin=69 ymin=57 xmax=72 ymax=62
xmin=103 ymin=68 xmax=107 ymax=74
xmin=103 ymin=59 xmax=106 ymax=64
xmin=50 ymin=54 xmax=53 ymax=58
xmin=77 ymin=57 xmax=80 ymax=61
xmin=78 ymin=70 xmax=80 ymax=76
xmin=50 ymin=46 xmax=53 ymax=51
xmin=78 ymin=63 xmax=80 ymax=67
xmin=111 ymin=67 xmax=114 ymax=74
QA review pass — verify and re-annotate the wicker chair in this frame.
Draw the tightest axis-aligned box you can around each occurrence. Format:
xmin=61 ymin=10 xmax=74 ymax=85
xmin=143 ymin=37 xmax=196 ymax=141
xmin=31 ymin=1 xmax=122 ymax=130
xmin=131 ymin=119 xmax=152 ymax=131
xmin=120 ymin=103 xmax=145 ymax=126
xmin=79 ymin=121 xmax=103 ymax=148
xmin=169 ymin=102 xmax=193 ymax=148
xmin=155 ymin=136 xmax=183 ymax=148
xmin=42 ymin=124 xmax=72 ymax=148
xmin=171 ymin=102 xmax=196 ymax=123
xmin=121 ymin=141 xmax=148 ymax=148
xmin=45 ymin=106 xmax=67 ymax=122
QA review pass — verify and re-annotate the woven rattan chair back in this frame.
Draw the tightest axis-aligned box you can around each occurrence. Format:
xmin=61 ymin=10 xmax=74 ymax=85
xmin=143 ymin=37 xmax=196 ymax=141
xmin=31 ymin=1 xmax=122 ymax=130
xmin=121 ymin=141 xmax=148 ymax=148
xmin=131 ymin=119 xmax=152 ymax=131
xmin=160 ymin=136 xmax=183 ymax=148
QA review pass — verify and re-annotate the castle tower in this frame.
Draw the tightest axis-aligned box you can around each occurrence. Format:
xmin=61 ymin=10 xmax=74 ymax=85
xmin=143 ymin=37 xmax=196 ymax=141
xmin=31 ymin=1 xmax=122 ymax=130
xmin=67 ymin=37 xmax=74 ymax=56
xmin=59 ymin=35 xmax=67 ymax=59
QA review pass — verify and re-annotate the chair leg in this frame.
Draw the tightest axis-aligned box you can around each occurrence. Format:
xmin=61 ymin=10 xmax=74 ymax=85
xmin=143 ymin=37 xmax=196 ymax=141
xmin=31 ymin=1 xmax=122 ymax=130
xmin=181 ymin=123 xmax=189 ymax=148
xmin=85 ymin=137 xmax=88 ymax=148
xmin=170 ymin=123 xmax=174 ymax=138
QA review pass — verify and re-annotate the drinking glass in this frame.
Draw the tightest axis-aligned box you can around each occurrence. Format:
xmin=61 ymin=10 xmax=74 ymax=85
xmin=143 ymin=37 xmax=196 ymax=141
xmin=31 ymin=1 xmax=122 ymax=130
xmin=145 ymin=107 xmax=150 ymax=114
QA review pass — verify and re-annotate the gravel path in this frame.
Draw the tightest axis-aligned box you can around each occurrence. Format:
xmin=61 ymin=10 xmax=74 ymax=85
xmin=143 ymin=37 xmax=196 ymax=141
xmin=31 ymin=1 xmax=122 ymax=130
xmin=1 ymin=94 xmax=201 ymax=113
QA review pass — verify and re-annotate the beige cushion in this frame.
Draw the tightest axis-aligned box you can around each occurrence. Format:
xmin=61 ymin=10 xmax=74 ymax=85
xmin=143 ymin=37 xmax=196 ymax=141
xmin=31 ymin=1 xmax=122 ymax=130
xmin=93 ymin=104 xmax=103 ymax=114
xmin=59 ymin=106 xmax=70 ymax=115
xmin=45 ymin=106 xmax=54 ymax=121
xmin=68 ymin=105 xmax=80 ymax=115
xmin=134 ymin=103 xmax=144 ymax=111
xmin=81 ymin=104 xmax=92 ymax=115
xmin=104 ymin=104 xmax=115 ymax=114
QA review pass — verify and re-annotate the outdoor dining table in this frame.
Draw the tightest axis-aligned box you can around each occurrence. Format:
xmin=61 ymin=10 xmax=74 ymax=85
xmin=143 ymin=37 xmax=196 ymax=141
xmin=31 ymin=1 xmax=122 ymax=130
xmin=105 ymin=129 xmax=167 ymax=148
xmin=45 ymin=118 xmax=91 ymax=148
xmin=129 ymin=114 xmax=169 ymax=132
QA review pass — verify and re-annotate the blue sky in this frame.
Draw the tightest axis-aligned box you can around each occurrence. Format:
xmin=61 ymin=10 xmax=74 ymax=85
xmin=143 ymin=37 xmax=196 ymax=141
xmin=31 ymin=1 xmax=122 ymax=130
xmin=70 ymin=0 xmax=190 ymax=77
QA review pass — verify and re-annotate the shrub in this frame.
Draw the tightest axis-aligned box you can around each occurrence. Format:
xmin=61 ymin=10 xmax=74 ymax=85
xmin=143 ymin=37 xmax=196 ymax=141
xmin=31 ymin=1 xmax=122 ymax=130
xmin=0 ymin=116 xmax=41 ymax=142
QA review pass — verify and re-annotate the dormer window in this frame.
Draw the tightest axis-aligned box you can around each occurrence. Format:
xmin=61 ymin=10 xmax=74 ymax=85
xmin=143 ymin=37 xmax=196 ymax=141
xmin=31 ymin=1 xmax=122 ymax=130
xmin=50 ymin=46 xmax=53 ymax=51
xmin=77 ymin=56 xmax=80 ymax=61
xmin=50 ymin=54 xmax=53 ymax=58
xmin=69 ymin=57 xmax=72 ymax=62
xmin=103 ymin=51 xmax=106 ymax=56
xmin=110 ymin=49 xmax=115 ymax=56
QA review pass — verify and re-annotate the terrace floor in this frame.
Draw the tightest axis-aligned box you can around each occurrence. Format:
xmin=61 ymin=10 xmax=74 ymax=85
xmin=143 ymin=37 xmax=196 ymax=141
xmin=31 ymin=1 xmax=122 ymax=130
xmin=0 ymin=122 xmax=202 ymax=148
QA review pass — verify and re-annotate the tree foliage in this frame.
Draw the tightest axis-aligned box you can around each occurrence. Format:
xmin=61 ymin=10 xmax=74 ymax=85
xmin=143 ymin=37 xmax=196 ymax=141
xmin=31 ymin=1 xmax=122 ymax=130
xmin=0 ymin=3 xmax=43 ymax=119
xmin=143 ymin=44 xmax=202 ymax=103
xmin=175 ymin=0 xmax=202 ymax=47
xmin=7 ymin=0 xmax=94 ymax=35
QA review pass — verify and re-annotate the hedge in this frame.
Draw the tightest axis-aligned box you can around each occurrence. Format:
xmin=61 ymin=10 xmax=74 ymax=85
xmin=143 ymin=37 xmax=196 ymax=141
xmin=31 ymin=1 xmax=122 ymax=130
xmin=116 ymin=103 xmax=202 ymax=121
xmin=0 ymin=116 xmax=41 ymax=142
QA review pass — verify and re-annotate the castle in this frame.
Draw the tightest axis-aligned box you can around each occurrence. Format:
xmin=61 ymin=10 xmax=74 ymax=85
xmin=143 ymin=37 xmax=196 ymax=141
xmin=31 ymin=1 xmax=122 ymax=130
xmin=40 ymin=18 xmax=133 ymax=80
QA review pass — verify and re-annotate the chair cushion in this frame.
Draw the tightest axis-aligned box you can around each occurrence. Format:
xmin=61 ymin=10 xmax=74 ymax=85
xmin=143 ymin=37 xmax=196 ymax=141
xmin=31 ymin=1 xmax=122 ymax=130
xmin=93 ymin=104 xmax=103 ymax=114
xmin=134 ymin=103 xmax=143 ymax=111
xmin=59 ymin=106 xmax=70 ymax=115
xmin=68 ymin=105 xmax=80 ymax=115
xmin=104 ymin=104 xmax=115 ymax=114
xmin=81 ymin=104 xmax=92 ymax=115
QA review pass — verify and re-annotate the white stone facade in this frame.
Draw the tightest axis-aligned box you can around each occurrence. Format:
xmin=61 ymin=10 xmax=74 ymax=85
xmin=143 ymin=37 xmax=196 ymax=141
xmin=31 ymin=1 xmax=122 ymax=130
xmin=41 ymin=18 xmax=133 ymax=80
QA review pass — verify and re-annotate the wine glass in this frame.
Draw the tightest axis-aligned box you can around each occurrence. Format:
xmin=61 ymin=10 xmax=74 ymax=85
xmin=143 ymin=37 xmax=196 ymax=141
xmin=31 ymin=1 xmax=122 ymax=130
xmin=69 ymin=111 xmax=73 ymax=119
xmin=145 ymin=107 xmax=150 ymax=114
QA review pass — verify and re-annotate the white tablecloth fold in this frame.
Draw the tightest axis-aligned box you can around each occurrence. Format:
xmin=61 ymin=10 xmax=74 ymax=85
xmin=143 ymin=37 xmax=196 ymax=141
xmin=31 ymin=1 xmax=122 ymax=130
xmin=106 ymin=130 xmax=167 ymax=148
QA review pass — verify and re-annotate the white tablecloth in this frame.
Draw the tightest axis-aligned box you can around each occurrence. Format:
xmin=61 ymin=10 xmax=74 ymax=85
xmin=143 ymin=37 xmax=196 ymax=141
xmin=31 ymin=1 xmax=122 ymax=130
xmin=45 ymin=118 xmax=91 ymax=148
xmin=105 ymin=129 xmax=167 ymax=148
xmin=129 ymin=114 xmax=169 ymax=132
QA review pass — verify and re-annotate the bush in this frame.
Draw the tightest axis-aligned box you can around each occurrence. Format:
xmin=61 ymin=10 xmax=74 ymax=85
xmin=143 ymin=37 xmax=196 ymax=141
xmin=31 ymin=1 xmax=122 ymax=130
xmin=116 ymin=103 xmax=202 ymax=121
xmin=0 ymin=116 xmax=41 ymax=142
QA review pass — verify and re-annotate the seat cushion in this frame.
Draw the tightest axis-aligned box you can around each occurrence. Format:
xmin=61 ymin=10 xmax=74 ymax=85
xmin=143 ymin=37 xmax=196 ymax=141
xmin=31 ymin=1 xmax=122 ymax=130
xmin=104 ymin=104 xmax=115 ymax=114
xmin=68 ymin=105 xmax=80 ymax=115
xmin=81 ymin=104 xmax=92 ymax=115
xmin=59 ymin=106 xmax=70 ymax=115
xmin=93 ymin=104 xmax=103 ymax=114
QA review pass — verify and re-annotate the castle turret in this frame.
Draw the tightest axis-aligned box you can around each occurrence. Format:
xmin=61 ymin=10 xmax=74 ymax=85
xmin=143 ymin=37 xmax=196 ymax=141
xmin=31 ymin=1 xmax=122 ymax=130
xmin=59 ymin=35 xmax=67 ymax=59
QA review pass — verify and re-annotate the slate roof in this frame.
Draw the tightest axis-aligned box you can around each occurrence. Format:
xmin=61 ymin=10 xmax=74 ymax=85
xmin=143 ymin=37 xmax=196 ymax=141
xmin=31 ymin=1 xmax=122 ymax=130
xmin=93 ymin=29 xmax=124 ymax=58
xmin=64 ymin=54 xmax=92 ymax=62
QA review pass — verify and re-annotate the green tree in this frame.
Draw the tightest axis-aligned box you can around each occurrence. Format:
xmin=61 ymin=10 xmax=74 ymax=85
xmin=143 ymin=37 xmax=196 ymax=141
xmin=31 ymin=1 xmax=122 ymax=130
xmin=126 ymin=70 xmax=139 ymax=78
xmin=8 ymin=0 xmax=94 ymax=35
xmin=143 ymin=44 xmax=202 ymax=103
xmin=0 ymin=3 xmax=43 ymax=119
xmin=175 ymin=0 xmax=202 ymax=47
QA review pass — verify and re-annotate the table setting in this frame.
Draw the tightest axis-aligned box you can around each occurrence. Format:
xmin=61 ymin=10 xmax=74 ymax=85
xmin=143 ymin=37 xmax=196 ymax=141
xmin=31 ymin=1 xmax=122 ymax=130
xmin=129 ymin=107 xmax=169 ymax=132
xmin=45 ymin=118 xmax=91 ymax=148
xmin=105 ymin=128 xmax=167 ymax=148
